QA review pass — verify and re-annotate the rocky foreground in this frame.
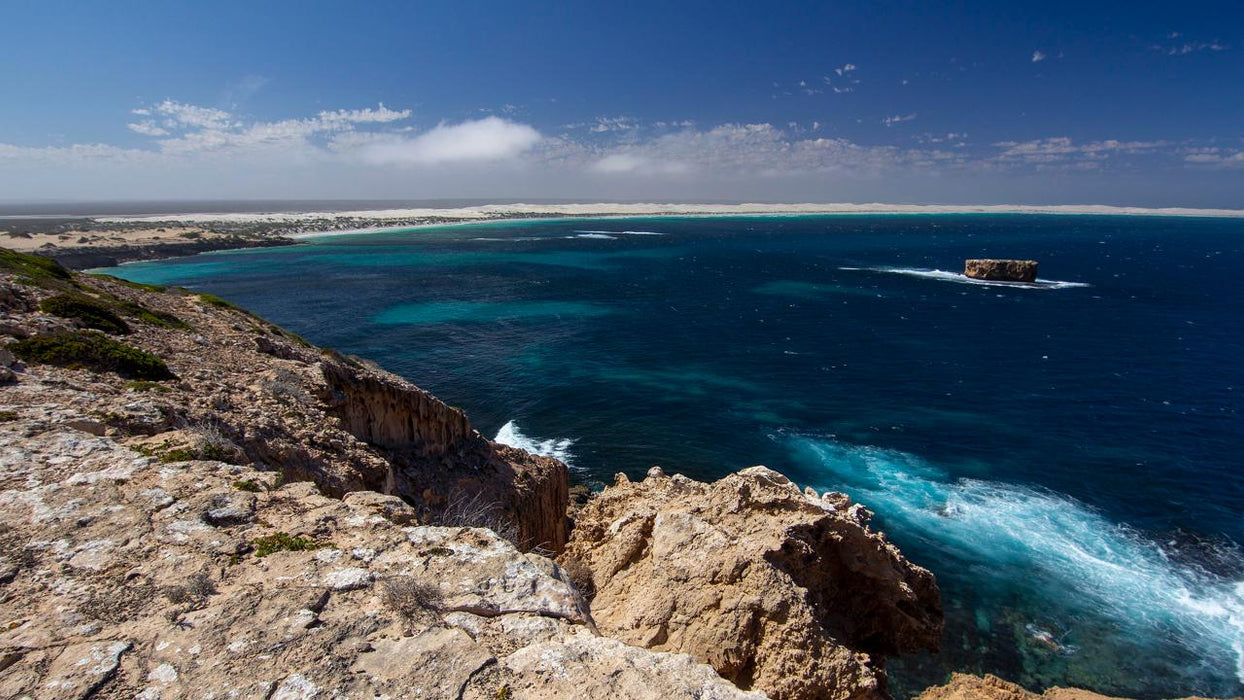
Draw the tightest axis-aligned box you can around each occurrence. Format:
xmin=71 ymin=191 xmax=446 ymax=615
xmin=0 ymin=248 xmax=1200 ymax=699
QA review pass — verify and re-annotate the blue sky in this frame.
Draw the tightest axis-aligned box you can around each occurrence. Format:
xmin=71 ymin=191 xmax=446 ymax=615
xmin=2 ymin=0 xmax=1241 ymax=205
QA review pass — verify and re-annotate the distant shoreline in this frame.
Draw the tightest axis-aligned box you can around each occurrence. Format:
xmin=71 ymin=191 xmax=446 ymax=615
xmin=10 ymin=201 xmax=1242 ymax=269
xmin=96 ymin=201 xmax=1244 ymax=225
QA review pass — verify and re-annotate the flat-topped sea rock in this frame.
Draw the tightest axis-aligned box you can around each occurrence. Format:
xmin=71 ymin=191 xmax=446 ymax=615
xmin=964 ymin=259 xmax=1039 ymax=282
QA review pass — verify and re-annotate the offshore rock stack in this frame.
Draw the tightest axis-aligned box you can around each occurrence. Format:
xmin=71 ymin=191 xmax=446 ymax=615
xmin=964 ymin=258 xmax=1039 ymax=282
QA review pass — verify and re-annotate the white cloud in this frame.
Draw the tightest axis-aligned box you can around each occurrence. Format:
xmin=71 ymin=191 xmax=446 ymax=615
xmin=355 ymin=116 xmax=541 ymax=165
xmin=0 ymin=99 xmax=1237 ymax=201
xmin=834 ymin=63 xmax=857 ymax=76
xmin=1151 ymin=39 xmax=1228 ymax=55
xmin=127 ymin=121 xmax=169 ymax=137
xmin=589 ymin=116 xmax=639 ymax=133
xmin=1032 ymin=50 xmax=1047 ymax=62
xmin=1183 ymin=147 xmax=1244 ymax=168
xmin=990 ymin=137 xmax=1167 ymax=169
xmin=155 ymin=100 xmax=234 ymax=130
xmin=882 ymin=114 xmax=918 ymax=127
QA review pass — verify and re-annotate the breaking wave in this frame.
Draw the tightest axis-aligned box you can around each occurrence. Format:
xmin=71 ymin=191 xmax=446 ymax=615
xmin=494 ymin=420 xmax=579 ymax=469
xmin=786 ymin=434 xmax=1244 ymax=687
xmin=840 ymin=266 xmax=1090 ymax=290
xmin=572 ymin=233 xmax=671 ymax=239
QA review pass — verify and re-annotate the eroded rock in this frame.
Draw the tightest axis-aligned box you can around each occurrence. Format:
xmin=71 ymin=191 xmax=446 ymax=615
xmin=964 ymin=259 xmax=1038 ymax=282
xmin=563 ymin=465 xmax=943 ymax=700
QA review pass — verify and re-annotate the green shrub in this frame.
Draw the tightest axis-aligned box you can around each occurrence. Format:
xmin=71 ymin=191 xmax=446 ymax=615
xmin=109 ymin=297 xmax=190 ymax=330
xmin=252 ymin=532 xmax=320 ymax=557
xmin=0 ymin=410 xmax=18 ymax=422
xmin=9 ymin=331 xmax=176 ymax=380
xmin=159 ymin=447 xmax=199 ymax=463
xmin=39 ymin=293 xmax=131 ymax=334
xmin=124 ymin=380 xmax=172 ymax=393
xmin=198 ymin=293 xmax=246 ymax=312
xmin=232 ymin=479 xmax=262 ymax=492
xmin=0 ymin=248 xmax=75 ymax=288
xmin=86 ymin=274 xmax=167 ymax=293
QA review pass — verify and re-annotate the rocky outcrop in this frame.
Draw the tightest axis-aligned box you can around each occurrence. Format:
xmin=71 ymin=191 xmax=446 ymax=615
xmin=0 ymin=252 xmax=567 ymax=551
xmin=915 ymin=674 xmax=1167 ymax=700
xmin=320 ymin=361 xmax=568 ymax=552
xmin=0 ymin=420 xmax=761 ymax=699
xmin=964 ymin=259 xmax=1038 ymax=282
xmin=562 ymin=465 xmax=943 ymax=700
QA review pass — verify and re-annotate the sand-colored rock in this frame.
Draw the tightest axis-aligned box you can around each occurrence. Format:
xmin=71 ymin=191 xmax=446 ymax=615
xmin=563 ymin=465 xmax=943 ymax=700
xmin=0 ymin=422 xmax=763 ymax=699
xmin=912 ymin=673 xmax=1219 ymax=700
xmin=0 ymin=255 xmax=567 ymax=551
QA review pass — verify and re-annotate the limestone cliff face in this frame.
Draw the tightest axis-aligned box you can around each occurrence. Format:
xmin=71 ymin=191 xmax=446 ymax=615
xmin=321 ymin=362 xmax=472 ymax=454
xmin=964 ymin=259 xmax=1039 ymax=282
xmin=319 ymin=362 xmax=568 ymax=551
xmin=0 ymin=252 xmax=567 ymax=552
xmin=562 ymin=466 xmax=944 ymax=700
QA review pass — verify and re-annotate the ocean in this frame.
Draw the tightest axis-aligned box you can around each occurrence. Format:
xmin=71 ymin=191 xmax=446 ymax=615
xmin=102 ymin=214 xmax=1244 ymax=697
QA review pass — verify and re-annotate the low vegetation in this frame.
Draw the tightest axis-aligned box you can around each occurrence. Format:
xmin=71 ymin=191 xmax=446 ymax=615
xmin=124 ymin=379 xmax=172 ymax=392
xmin=198 ymin=292 xmax=252 ymax=315
xmin=39 ymin=288 xmax=189 ymax=332
xmin=0 ymin=248 xmax=76 ymax=289
xmin=380 ymin=576 xmax=443 ymax=619
xmin=87 ymin=273 xmax=168 ymax=293
xmin=431 ymin=491 xmax=519 ymax=545
xmin=108 ymin=295 xmax=190 ymax=330
xmin=163 ymin=573 xmax=217 ymax=606
xmin=558 ymin=555 xmax=597 ymax=602
xmin=9 ymin=330 xmax=176 ymax=380
xmin=251 ymin=532 xmax=320 ymax=557
xmin=39 ymin=292 xmax=131 ymax=334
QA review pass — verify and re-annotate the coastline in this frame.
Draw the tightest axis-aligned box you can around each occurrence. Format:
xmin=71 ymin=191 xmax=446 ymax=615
xmin=11 ymin=200 xmax=1244 ymax=270
xmin=95 ymin=201 xmax=1244 ymax=224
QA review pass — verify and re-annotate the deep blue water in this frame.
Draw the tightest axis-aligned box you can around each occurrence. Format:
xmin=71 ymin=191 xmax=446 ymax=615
xmin=104 ymin=215 xmax=1244 ymax=697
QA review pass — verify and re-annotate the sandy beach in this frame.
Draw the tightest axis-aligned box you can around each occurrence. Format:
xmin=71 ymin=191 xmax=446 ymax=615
xmin=95 ymin=201 xmax=1244 ymax=226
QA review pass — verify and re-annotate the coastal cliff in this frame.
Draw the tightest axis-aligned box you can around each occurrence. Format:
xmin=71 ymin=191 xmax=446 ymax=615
xmin=562 ymin=466 xmax=943 ymax=700
xmin=0 ymin=248 xmax=567 ymax=551
xmin=1 ymin=248 xmax=1203 ymax=699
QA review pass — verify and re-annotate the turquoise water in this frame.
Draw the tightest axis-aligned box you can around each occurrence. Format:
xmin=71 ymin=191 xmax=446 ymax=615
xmin=104 ymin=214 xmax=1244 ymax=697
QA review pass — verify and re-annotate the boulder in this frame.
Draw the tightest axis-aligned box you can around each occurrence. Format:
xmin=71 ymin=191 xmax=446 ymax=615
xmin=562 ymin=465 xmax=943 ymax=700
xmin=964 ymin=259 xmax=1038 ymax=282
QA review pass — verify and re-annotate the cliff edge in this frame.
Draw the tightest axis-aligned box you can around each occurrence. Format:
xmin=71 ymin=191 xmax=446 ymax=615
xmin=561 ymin=465 xmax=944 ymax=700
xmin=0 ymin=248 xmax=566 ymax=552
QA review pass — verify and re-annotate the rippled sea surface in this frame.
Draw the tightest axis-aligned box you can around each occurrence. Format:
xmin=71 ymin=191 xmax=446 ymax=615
xmin=104 ymin=215 xmax=1244 ymax=697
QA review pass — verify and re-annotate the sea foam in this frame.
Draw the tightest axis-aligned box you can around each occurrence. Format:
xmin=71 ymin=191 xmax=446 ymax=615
xmin=572 ymin=233 xmax=671 ymax=239
xmin=840 ymin=266 xmax=1091 ymax=290
xmin=787 ymin=435 xmax=1244 ymax=686
xmin=494 ymin=420 xmax=579 ymax=469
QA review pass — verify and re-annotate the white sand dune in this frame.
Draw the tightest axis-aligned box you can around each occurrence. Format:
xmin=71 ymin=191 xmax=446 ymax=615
xmin=97 ymin=201 xmax=1244 ymax=226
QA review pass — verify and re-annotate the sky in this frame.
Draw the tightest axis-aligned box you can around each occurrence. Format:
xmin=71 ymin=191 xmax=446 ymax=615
xmin=1 ymin=0 xmax=1242 ymax=206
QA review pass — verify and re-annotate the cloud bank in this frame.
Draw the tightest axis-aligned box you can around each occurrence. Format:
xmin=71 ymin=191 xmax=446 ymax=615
xmin=0 ymin=99 xmax=1240 ymax=205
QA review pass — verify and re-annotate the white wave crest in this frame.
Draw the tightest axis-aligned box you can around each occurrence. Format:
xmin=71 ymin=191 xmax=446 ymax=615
xmin=568 ymin=232 xmax=617 ymax=239
xmin=494 ymin=420 xmax=578 ymax=469
xmin=574 ymin=230 xmax=668 ymax=236
xmin=788 ymin=435 xmax=1244 ymax=684
xmin=840 ymin=266 xmax=1090 ymax=290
